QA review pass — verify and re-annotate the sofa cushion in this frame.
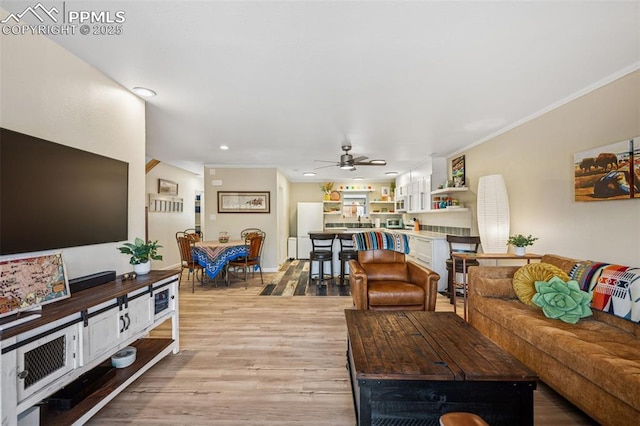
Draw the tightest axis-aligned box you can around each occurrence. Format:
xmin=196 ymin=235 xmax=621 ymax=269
xmin=512 ymin=262 xmax=569 ymax=306
xmin=532 ymin=277 xmax=592 ymax=324
xmin=367 ymin=281 xmax=424 ymax=307
xmin=571 ymin=262 xmax=640 ymax=323
xmin=474 ymin=277 xmax=517 ymax=299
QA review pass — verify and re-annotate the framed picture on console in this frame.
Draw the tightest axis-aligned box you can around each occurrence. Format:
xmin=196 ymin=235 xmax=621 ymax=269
xmin=0 ymin=252 xmax=70 ymax=319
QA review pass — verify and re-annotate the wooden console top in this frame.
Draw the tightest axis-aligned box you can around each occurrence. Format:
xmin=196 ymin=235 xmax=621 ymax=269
xmin=0 ymin=270 xmax=179 ymax=340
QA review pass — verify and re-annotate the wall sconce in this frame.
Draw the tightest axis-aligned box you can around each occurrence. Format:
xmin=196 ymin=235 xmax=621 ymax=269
xmin=477 ymin=174 xmax=510 ymax=253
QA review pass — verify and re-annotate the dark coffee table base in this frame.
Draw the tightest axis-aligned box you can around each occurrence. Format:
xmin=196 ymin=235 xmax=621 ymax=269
xmin=348 ymin=356 xmax=534 ymax=425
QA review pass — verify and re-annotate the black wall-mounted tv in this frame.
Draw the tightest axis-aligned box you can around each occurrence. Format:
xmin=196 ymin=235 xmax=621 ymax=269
xmin=0 ymin=128 xmax=129 ymax=255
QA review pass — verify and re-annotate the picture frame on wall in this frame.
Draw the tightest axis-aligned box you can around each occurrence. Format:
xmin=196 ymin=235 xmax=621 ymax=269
xmin=217 ymin=191 xmax=271 ymax=213
xmin=452 ymin=155 xmax=465 ymax=186
xmin=574 ymin=137 xmax=639 ymax=201
xmin=158 ymin=179 xmax=178 ymax=196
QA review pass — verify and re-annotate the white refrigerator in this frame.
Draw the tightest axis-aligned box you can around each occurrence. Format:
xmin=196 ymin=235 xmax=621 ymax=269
xmin=297 ymin=202 xmax=324 ymax=259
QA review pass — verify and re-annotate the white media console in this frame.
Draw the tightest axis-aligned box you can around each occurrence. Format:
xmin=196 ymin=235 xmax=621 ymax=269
xmin=0 ymin=270 xmax=180 ymax=425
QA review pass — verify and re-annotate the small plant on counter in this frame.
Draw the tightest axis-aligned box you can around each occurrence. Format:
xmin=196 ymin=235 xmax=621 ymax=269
xmin=506 ymin=234 xmax=538 ymax=248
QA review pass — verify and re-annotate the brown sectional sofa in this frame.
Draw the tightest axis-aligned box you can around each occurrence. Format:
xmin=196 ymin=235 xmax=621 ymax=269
xmin=468 ymin=254 xmax=640 ymax=426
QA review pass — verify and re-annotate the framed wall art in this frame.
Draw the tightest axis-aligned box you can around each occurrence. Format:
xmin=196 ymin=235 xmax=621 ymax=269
xmin=574 ymin=137 xmax=639 ymax=201
xmin=158 ymin=179 xmax=178 ymax=196
xmin=451 ymin=155 xmax=466 ymax=186
xmin=217 ymin=191 xmax=271 ymax=213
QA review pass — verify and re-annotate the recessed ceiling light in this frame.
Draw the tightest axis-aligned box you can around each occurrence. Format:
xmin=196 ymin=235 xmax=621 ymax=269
xmin=219 ymin=145 xmax=229 ymax=150
xmin=352 ymin=176 xmax=364 ymax=181
xmin=132 ymin=87 xmax=156 ymax=97
xmin=303 ymin=172 xmax=316 ymax=176
xmin=385 ymin=171 xmax=399 ymax=176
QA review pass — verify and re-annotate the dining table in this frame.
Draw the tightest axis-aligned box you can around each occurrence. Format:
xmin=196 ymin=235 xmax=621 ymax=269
xmin=193 ymin=240 xmax=248 ymax=284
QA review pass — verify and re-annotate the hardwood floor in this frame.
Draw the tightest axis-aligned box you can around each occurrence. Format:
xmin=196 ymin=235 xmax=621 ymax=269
xmin=87 ymin=270 xmax=598 ymax=425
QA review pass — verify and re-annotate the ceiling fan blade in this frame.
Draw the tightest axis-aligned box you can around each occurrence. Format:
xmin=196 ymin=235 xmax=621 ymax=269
xmin=314 ymin=163 xmax=338 ymax=170
xmin=352 ymin=155 xmax=368 ymax=163
xmin=314 ymin=159 xmax=338 ymax=163
xmin=354 ymin=159 xmax=387 ymax=166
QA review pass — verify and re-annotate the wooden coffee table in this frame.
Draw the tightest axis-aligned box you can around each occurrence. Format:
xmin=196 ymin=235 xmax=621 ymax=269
xmin=345 ymin=310 xmax=537 ymax=425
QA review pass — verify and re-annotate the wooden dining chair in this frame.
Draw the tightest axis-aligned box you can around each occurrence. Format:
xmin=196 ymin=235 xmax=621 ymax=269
xmin=176 ymin=236 xmax=204 ymax=293
xmin=227 ymin=231 xmax=265 ymax=287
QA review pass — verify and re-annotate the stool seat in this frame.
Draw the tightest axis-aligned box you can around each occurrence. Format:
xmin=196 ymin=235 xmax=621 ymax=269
xmin=439 ymin=412 xmax=489 ymax=426
xmin=309 ymin=233 xmax=335 ymax=286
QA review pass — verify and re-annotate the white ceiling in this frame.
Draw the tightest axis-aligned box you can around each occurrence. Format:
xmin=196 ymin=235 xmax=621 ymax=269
xmin=12 ymin=1 xmax=640 ymax=181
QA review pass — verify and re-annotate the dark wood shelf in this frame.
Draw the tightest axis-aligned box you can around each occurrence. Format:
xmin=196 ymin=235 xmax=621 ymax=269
xmin=41 ymin=338 xmax=174 ymax=426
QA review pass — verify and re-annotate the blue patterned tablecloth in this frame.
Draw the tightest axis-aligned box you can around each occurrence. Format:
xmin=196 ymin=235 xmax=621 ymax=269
xmin=193 ymin=243 xmax=248 ymax=280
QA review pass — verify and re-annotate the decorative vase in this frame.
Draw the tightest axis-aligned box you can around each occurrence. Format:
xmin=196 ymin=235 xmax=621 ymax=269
xmin=513 ymin=246 xmax=526 ymax=256
xmin=133 ymin=261 xmax=151 ymax=275
xmin=324 ymin=193 xmax=330 ymax=201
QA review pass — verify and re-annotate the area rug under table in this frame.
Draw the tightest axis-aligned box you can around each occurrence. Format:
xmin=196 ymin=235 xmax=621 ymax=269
xmin=259 ymin=260 xmax=351 ymax=296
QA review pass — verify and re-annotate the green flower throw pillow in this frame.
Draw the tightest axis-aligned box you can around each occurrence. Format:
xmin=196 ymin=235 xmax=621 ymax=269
xmin=532 ymin=277 xmax=593 ymax=324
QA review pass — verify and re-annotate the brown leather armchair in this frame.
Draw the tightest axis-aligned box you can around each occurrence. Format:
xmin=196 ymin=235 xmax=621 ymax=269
xmin=348 ymin=249 xmax=440 ymax=311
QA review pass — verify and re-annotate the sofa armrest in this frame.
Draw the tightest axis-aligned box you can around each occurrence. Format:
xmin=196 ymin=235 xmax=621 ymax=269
xmin=348 ymin=259 xmax=368 ymax=310
xmin=406 ymin=261 xmax=440 ymax=311
xmin=468 ymin=265 xmax=520 ymax=299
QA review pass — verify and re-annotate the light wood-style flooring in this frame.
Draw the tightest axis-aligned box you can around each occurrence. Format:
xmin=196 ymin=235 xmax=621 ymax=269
xmin=87 ymin=270 xmax=598 ymax=425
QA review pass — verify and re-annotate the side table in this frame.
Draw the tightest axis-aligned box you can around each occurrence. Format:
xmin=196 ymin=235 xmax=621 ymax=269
xmin=452 ymin=252 xmax=543 ymax=320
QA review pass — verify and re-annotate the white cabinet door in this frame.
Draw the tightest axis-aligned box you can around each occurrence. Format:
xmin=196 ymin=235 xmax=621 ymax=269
xmin=82 ymin=301 xmax=120 ymax=365
xmin=16 ymin=325 xmax=78 ymax=402
xmin=123 ymin=293 xmax=153 ymax=339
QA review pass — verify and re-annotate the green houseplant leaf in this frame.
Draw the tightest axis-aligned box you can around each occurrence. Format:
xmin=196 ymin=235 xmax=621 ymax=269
xmin=117 ymin=238 xmax=163 ymax=265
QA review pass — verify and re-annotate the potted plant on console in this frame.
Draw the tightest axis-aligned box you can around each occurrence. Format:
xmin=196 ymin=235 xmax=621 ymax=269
xmin=117 ymin=237 xmax=163 ymax=275
xmin=506 ymin=234 xmax=538 ymax=256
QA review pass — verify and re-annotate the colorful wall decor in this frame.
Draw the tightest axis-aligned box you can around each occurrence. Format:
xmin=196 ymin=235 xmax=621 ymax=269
xmin=574 ymin=137 xmax=639 ymax=201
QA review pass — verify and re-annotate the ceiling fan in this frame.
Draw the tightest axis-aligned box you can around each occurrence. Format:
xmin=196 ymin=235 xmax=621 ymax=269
xmin=315 ymin=142 xmax=387 ymax=171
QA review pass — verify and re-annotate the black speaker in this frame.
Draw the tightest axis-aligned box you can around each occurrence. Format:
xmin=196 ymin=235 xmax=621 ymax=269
xmin=69 ymin=270 xmax=116 ymax=294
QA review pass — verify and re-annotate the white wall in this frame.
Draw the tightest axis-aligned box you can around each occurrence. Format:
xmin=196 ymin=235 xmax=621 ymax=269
xmin=0 ymin=10 xmax=146 ymax=278
xmin=453 ymin=70 xmax=640 ymax=266
xmin=146 ymin=162 xmax=203 ymax=269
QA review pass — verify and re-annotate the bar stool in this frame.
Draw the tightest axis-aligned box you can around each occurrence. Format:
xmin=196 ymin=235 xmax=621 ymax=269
xmin=445 ymin=235 xmax=481 ymax=303
xmin=308 ymin=233 xmax=335 ymax=286
xmin=337 ymin=233 xmax=357 ymax=286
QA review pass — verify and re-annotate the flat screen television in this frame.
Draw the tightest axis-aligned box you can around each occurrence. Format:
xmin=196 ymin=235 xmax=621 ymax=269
xmin=0 ymin=128 xmax=129 ymax=255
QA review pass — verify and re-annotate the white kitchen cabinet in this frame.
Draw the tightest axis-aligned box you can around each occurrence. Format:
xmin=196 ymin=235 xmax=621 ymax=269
xmin=396 ymin=157 xmax=447 ymax=214
xmin=406 ymin=234 xmax=448 ymax=292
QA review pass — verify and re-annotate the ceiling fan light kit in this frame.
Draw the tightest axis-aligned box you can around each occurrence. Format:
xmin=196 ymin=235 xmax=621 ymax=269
xmin=316 ymin=142 xmax=388 ymax=172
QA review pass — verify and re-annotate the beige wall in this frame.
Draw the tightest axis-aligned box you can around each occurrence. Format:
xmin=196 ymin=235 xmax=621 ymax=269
xmin=146 ymin=162 xmax=204 ymax=269
xmin=0 ymin=12 xmax=147 ymax=278
xmin=203 ymin=167 xmax=279 ymax=271
xmin=453 ymin=70 xmax=640 ymax=266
